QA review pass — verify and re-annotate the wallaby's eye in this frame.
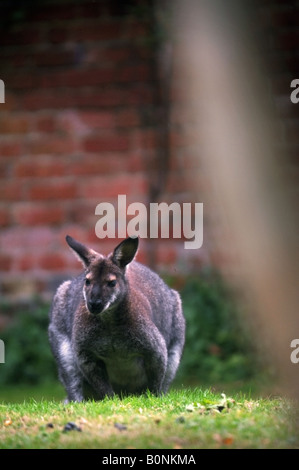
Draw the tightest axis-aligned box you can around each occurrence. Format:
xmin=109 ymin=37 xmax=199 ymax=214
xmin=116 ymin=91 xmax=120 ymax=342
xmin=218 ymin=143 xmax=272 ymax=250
xmin=107 ymin=279 xmax=117 ymax=288
xmin=85 ymin=278 xmax=91 ymax=286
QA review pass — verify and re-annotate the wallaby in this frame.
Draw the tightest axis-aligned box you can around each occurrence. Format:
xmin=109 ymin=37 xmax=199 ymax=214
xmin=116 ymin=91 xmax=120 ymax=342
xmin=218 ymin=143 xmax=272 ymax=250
xmin=48 ymin=235 xmax=185 ymax=402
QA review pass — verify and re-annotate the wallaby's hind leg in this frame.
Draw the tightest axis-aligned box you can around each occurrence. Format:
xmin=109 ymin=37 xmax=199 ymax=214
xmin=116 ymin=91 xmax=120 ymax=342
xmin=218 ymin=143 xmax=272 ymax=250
xmin=163 ymin=344 xmax=183 ymax=392
xmin=60 ymin=369 xmax=84 ymax=403
xmin=48 ymin=328 xmax=85 ymax=402
xmin=162 ymin=292 xmax=185 ymax=392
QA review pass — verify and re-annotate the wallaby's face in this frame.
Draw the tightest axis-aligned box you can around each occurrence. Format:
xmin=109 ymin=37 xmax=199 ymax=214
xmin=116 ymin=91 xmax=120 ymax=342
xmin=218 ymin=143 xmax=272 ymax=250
xmin=66 ymin=235 xmax=139 ymax=316
xmin=83 ymin=259 xmax=126 ymax=315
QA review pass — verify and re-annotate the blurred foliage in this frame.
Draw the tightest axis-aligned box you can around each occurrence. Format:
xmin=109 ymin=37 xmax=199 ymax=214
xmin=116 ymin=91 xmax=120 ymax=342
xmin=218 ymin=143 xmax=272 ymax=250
xmin=175 ymin=271 xmax=258 ymax=384
xmin=0 ymin=271 xmax=258 ymax=387
xmin=0 ymin=302 xmax=57 ymax=386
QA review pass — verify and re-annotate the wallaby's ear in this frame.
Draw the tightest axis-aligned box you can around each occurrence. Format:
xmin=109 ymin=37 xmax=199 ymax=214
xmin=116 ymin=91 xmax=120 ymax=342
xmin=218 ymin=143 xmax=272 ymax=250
xmin=112 ymin=236 xmax=139 ymax=269
xmin=66 ymin=235 xmax=100 ymax=268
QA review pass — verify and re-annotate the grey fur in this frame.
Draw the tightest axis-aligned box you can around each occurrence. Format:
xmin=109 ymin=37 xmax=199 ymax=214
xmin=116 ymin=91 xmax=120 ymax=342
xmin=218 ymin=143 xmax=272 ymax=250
xmin=48 ymin=235 xmax=185 ymax=402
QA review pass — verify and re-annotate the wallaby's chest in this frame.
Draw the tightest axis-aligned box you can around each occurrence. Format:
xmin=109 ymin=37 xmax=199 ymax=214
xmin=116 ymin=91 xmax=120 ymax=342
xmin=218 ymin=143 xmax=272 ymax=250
xmin=99 ymin=351 xmax=147 ymax=393
xmin=75 ymin=319 xmax=148 ymax=392
xmin=88 ymin=334 xmax=148 ymax=393
xmin=92 ymin=333 xmax=138 ymax=358
xmin=97 ymin=340 xmax=147 ymax=390
xmin=75 ymin=314 xmax=140 ymax=349
xmin=76 ymin=316 xmax=138 ymax=354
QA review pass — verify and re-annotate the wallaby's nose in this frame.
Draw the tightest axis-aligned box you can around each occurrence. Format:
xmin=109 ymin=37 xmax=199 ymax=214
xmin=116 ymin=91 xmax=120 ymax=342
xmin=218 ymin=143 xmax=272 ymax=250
xmin=87 ymin=300 xmax=103 ymax=314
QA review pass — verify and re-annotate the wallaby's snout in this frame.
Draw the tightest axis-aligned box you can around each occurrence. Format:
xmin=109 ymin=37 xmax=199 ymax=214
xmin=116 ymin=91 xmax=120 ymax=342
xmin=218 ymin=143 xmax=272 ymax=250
xmin=84 ymin=271 xmax=116 ymax=316
xmin=87 ymin=298 xmax=104 ymax=315
xmin=48 ymin=235 xmax=185 ymax=402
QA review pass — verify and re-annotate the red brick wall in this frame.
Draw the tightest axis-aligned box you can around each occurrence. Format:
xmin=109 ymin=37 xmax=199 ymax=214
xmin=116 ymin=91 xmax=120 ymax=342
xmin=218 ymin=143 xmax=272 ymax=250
xmin=260 ymin=1 xmax=299 ymax=166
xmin=0 ymin=0 xmax=203 ymax=301
xmin=0 ymin=0 xmax=298 ymax=302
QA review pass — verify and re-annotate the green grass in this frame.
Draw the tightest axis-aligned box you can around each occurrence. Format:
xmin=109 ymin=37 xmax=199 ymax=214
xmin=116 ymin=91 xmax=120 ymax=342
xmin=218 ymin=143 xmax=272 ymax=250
xmin=0 ymin=387 xmax=298 ymax=449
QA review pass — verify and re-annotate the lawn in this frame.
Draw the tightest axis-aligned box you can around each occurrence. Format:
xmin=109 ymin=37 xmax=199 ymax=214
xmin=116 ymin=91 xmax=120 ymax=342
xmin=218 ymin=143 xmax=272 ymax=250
xmin=0 ymin=387 xmax=298 ymax=449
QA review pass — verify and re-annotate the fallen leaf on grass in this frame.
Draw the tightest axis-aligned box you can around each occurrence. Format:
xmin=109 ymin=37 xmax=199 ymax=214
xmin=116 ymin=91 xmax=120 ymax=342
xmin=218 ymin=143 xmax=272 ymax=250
xmin=114 ymin=422 xmax=127 ymax=431
xmin=79 ymin=417 xmax=89 ymax=425
xmin=208 ymin=408 xmax=221 ymax=415
xmin=244 ymin=401 xmax=259 ymax=411
xmin=206 ymin=394 xmax=235 ymax=413
xmin=213 ymin=433 xmax=234 ymax=445
xmin=186 ymin=404 xmax=195 ymax=412
xmin=185 ymin=400 xmax=229 ymax=414
xmin=222 ymin=436 xmax=234 ymax=445
xmin=63 ymin=421 xmax=82 ymax=433
xmin=207 ymin=404 xmax=224 ymax=413
xmin=185 ymin=403 xmax=206 ymax=413
xmin=175 ymin=416 xmax=185 ymax=423
xmin=173 ymin=444 xmax=182 ymax=449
